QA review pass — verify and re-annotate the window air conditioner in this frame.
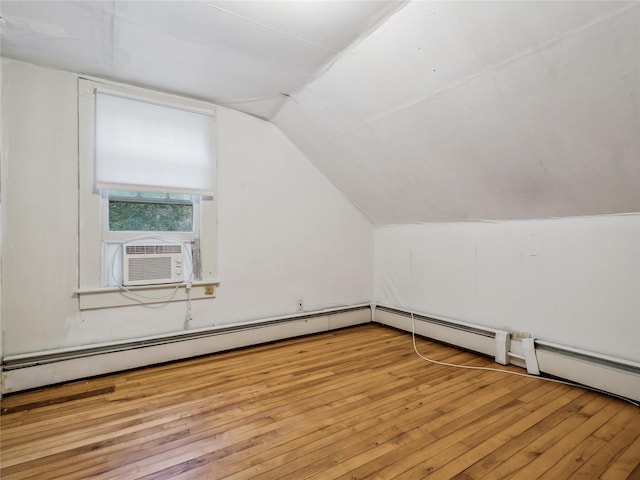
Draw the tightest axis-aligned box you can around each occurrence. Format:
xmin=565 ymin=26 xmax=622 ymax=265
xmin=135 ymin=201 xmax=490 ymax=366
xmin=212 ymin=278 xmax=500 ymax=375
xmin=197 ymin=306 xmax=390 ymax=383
xmin=122 ymin=243 xmax=184 ymax=286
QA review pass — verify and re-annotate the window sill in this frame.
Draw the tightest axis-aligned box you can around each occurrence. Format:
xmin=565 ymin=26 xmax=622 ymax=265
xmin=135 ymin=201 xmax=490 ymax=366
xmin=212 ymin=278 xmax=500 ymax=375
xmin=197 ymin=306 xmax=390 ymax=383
xmin=75 ymin=281 xmax=219 ymax=310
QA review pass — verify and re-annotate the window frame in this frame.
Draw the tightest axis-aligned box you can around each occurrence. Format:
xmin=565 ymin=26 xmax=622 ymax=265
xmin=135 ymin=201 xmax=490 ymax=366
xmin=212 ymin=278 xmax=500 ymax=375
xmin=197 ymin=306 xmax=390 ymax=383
xmin=101 ymin=190 xmax=200 ymax=236
xmin=77 ymin=77 xmax=218 ymax=308
xmin=100 ymin=190 xmax=202 ymax=287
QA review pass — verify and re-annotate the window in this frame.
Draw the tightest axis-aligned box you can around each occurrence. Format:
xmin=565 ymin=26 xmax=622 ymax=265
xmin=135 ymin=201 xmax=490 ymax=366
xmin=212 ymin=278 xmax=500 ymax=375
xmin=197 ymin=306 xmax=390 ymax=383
xmin=100 ymin=188 xmax=202 ymax=287
xmin=78 ymin=78 xmax=218 ymax=305
xmin=107 ymin=190 xmax=194 ymax=232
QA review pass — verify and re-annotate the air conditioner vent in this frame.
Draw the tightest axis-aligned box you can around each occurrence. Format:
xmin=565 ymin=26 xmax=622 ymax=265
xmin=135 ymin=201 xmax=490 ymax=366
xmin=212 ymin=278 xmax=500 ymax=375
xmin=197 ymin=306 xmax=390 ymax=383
xmin=122 ymin=243 xmax=184 ymax=286
xmin=125 ymin=244 xmax=182 ymax=255
xmin=128 ymin=257 xmax=172 ymax=282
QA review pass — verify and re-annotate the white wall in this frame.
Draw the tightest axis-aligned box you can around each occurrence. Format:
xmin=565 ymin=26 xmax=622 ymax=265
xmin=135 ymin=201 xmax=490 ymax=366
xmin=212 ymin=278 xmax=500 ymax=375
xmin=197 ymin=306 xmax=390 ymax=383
xmin=0 ymin=58 xmax=4 ymax=392
xmin=1 ymin=59 xmax=373 ymax=356
xmin=2 ymin=59 xmax=79 ymax=356
xmin=374 ymin=215 xmax=640 ymax=362
xmin=3 ymin=57 xmax=638 ymax=376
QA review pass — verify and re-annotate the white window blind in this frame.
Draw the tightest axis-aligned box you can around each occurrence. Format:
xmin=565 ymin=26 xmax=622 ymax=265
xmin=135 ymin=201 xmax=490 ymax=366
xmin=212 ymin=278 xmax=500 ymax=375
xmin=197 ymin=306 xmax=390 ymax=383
xmin=95 ymin=92 xmax=216 ymax=196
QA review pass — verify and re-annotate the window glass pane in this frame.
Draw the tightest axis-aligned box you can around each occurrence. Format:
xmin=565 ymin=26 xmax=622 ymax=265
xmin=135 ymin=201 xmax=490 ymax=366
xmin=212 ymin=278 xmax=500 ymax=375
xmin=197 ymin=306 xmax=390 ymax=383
xmin=139 ymin=191 xmax=166 ymax=200
xmin=109 ymin=202 xmax=193 ymax=232
xmin=108 ymin=190 xmax=192 ymax=203
xmin=168 ymin=193 xmax=191 ymax=201
xmin=109 ymin=189 xmax=138 ymax=198
xmin=108 ymin=190 xmax=194 ymax=232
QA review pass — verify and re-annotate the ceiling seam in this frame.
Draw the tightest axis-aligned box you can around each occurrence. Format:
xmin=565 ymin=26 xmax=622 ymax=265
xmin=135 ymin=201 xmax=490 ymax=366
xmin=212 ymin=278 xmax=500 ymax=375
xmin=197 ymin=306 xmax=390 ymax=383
xmin=195 ymin=0 xmax=336 ymax=54
xmin=105 ymin=6 xmax=320 ymax=83
xmin=110 ymin=0 xmax=116 ymax=68
xmin=271 ymin=1 xmax=411 ymax=120
xmin=302 ymin=2 xmax=640 ymax=144
xmin=448 ymin=4 xmax=551 ymax=179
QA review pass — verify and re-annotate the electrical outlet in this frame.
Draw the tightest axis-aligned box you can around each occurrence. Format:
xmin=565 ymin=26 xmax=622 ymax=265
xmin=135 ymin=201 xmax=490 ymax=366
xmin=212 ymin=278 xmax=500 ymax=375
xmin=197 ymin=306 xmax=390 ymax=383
xmin=297 ymin=297 xmax=304 ymax=312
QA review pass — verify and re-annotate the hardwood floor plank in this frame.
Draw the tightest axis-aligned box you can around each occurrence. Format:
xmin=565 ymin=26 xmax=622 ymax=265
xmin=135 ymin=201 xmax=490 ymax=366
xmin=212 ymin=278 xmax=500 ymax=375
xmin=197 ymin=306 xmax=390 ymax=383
xmin=627 ymin=462 xmax=640 ymax=480
xmin=5 ymin=330 xmax=422 ymax=476
xmin=380 ymin=384 xmax=573 ymax=480
xmin=215 ymin=364 xmax=507 ymax=480
xmin=2 ymin=334 xmax=407 ymax=446
xmin=95 ymin=360 xmax=460 ymax=477
xmin=501 ymin=396 xmax=621 ymax=479
xmin=343 ymin=389 xmax=594 ymax=479
xmin=535 ymin=433 xmax=605 ymax=480
xmin=599 ymin=433 xmax=640 ymax=480
xmin=1 ymin=386 xmax=116 ymax=415
xmin=1 ymin=324 xmax=638 ymax=480
xmin=454 ymin=388 xmax=593 ymax=480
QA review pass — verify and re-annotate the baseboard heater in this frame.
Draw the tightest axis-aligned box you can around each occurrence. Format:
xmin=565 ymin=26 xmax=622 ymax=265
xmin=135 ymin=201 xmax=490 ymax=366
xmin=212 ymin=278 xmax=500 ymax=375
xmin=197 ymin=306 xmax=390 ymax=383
xmin=372 ymin=305 xmax=640 ymax=403
xmin=1 ymin=305 xmax=371 ymax=394
xmin=373 ymin=305 xmax=503 ymax=361
xmin=534 ymin=340 xmax=640 ymax=402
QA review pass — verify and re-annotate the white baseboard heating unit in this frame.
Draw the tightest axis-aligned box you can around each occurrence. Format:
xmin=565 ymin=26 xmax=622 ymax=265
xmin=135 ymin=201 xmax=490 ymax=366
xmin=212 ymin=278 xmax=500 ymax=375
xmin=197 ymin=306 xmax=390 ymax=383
xmin=1 ymin=305 xmax=371 ymax=394
xmin=373 ymin=305 xmax=504 ymax=361
xmin=534 ymin=340 xmax=640 ymax=403
xmin=372 ymin=305 xmax=640 ymax=403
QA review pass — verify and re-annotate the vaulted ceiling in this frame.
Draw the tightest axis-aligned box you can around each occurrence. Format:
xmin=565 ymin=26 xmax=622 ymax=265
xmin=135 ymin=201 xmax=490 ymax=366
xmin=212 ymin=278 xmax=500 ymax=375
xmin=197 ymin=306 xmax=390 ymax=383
xmin=2 ymin=1 xmax=638 ymax=224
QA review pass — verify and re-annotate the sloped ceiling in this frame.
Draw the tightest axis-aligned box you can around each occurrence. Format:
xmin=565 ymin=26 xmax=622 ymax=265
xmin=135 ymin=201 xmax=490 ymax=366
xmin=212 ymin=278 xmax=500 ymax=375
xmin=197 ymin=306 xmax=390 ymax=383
xmin=275 ymin=1 xmax=640 ymax=223
xmin=0 ymin=0 xmax=405 ymax=118
xmin=1 ymin=1 xmax=638 ymax=224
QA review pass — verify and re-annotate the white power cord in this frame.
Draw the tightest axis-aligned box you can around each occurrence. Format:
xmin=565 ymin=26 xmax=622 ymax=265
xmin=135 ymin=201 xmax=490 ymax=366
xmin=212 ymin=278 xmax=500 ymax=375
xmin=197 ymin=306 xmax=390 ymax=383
xmin=183 ymin=283 xmax=193 ymax=329
xmin=299 ymin=302 xmax=351 ymax=312
xmin=118 ymin=283 xmax=181 ymax=308
xmin=410 ymin=313 xmax=639 ymax=407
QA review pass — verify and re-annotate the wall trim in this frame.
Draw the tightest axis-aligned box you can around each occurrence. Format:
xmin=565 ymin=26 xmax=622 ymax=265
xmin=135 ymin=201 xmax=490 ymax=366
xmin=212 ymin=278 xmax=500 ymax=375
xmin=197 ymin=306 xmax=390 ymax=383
xmin=4 ymin=303 xmax=638 ymax=403
xmin=374 ymin=305 xmax=498 ymax=338
xmin=372 ymin=305 xmax=640 ymax=403
xmin=373 ymin=305 xmax=507 ymax=363
xmin=535 ymin=340 xmax=640 ymax=374
xmin=1 ymin=305 xmax=371 ymax=393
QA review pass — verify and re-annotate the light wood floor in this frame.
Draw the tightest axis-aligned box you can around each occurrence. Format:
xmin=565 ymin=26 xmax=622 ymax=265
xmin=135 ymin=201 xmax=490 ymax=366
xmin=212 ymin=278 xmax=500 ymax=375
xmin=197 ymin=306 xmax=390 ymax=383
xmin=1 ymin=324 xmax=639 ymax=479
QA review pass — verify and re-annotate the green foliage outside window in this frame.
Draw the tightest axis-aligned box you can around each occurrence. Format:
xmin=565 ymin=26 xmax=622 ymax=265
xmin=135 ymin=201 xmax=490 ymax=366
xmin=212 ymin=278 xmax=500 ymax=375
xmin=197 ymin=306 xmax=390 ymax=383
xmin=108 ymin=190 xmax=193 ymax=232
